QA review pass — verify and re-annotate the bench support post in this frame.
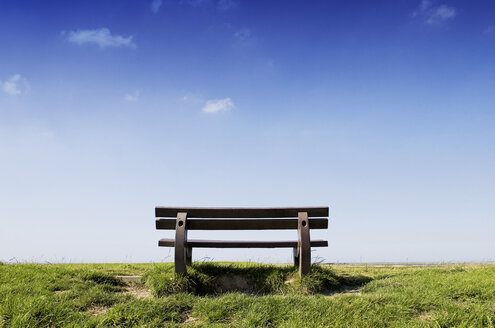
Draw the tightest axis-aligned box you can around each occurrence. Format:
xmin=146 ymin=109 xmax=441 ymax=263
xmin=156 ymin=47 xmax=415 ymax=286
xmin=174 ymin=212 xmax=188 ymax=274
xmin=298 ymin=211 xmax=311 ymax=277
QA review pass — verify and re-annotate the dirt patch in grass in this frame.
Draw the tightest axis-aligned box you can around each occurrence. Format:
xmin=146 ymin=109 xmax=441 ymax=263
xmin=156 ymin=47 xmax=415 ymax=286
xmin=216 ymin=275 xmax=250 ymax=293
xmin=284 ymin=277 xmax=296 ymax=285
xmin=184 ymin=313 xmax=199 ymax=325
xmin=115 ymin=274 xmax=153 ymax=299
xmin=125 ymin=283 xmax=153 ymax=299
xmin=87 ymin=304 xmax=111 ymax=316
xmin=418 ymin=312 xmax=433 ymax=321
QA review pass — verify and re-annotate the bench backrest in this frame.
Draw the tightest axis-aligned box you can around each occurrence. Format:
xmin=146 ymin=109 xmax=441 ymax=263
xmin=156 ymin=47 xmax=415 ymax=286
xmin=155 ymin=207 xmax=329 ymax=230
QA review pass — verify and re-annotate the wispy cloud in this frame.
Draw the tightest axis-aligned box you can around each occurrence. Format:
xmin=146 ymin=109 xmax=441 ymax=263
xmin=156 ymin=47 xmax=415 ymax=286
xmin=66 ymin=28 xmax=135 ymax=48
xmin=217 ymin=0 xmax=238 ymax=11
xmin=202 ymin=98 xmax=234 ymax=113
xmin=181 ymin=93 xmax=203 ymax=104
xmin=484 ymin=26 xmax=495 ymax=35
xmin=413 ymin=0 xmax=457 ymax=25
xmin=427 ymin=5 xmax=456 ymax=24
xmin=151 ymin=0 xmax=163 ymax=13
xmin=180 ymin=0 xmax=209 ymax=7
xmin=1 ymin=74 xmax=23 ymax=95
xmin=174 ymin=0 xmax=236 ymax=11
xmin=234 ymin=28 xmax=257 ymax=48
xmin=124 ymin=91 xmax=140 ymax=102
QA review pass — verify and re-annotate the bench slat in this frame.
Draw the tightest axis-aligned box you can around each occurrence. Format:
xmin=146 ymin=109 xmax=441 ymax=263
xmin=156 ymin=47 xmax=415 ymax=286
xmin=158 ymin=238 xmax=328 ymax=248
xmin=156 ymin=218 xmax=328 ymax=230
xmin=155 ymin=207 xmax=328 ymax=218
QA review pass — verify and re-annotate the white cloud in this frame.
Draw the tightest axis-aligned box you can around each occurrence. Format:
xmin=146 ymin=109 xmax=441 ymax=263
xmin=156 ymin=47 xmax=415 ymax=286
xmin=217 ymin=0 xmax=238 ymax=11
xmin=66 ymin=28 xmax=135 ymax=48
xmin=151 ymin=0 xmax=163 ymax=13
xmin=234 ymin=28 xmax=257 ymax=48
xmin=202 ymin=98 xmax=234 ymax=113
xmin=1 ymin=74 xmax=22 ymax=95
xmin=413 ymin=1 xmax=456 ymax=25
xmin=124 ymin=91 xmax=140 ymax=102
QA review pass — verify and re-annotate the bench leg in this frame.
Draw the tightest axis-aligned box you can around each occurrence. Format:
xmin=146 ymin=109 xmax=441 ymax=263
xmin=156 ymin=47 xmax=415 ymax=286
xmin=186 ymin=247 xmax=192 ymax=266
xmin=174 ymin=212 xmax=188 ymax=274
xmin=298 ymin=212 xmax=311 ymax=277
xmin=293 ymin=247 xmax=299 ymax=267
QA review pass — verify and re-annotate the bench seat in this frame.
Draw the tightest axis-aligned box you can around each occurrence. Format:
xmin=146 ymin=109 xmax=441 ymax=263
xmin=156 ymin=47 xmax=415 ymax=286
xmin=159 ymin=238 xmax=328 ymax=248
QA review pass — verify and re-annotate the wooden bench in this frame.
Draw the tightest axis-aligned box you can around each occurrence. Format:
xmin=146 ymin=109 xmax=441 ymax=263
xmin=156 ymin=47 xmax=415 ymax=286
xmin=155 ymin=207 xmax=329 ymax=277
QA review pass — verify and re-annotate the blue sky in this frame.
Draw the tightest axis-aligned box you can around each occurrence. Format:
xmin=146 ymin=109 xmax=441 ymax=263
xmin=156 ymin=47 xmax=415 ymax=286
xmin=1 ymin=0 xmax=495 ymax=263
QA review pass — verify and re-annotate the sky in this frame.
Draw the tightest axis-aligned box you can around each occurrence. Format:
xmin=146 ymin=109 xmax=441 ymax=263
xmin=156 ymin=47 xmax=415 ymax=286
xmin=1 ymin=0 xmax=495 ymax=264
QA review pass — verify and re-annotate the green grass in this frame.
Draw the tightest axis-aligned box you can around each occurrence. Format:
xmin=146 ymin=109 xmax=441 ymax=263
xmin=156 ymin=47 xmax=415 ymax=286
xmin=1 ymin=262 xmax=495 ymax=327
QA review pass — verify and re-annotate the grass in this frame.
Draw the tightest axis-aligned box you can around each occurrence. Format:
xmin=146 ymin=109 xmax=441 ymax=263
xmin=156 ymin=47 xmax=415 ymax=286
xmin=1 ymin=262 xmax=495 ymax=327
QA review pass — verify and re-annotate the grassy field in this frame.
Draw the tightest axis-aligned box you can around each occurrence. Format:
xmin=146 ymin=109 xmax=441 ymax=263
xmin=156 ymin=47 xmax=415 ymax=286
xmin=1 ymin=262 xmax=495 ymax=327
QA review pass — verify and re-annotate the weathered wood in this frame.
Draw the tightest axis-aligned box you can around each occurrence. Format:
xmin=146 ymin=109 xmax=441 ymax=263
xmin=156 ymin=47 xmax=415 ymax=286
xmin=156 ymin=207 xmax=328 ymax=218
xmin=174 ymin=212 xmax=187 ymax=274
xmin=159 ymin=239 xmax=328 ymax=248
xmin=298 ymin=212 xmax=311 ymax=277
xmin=156 ymin=218 xmax=328 ymax=230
